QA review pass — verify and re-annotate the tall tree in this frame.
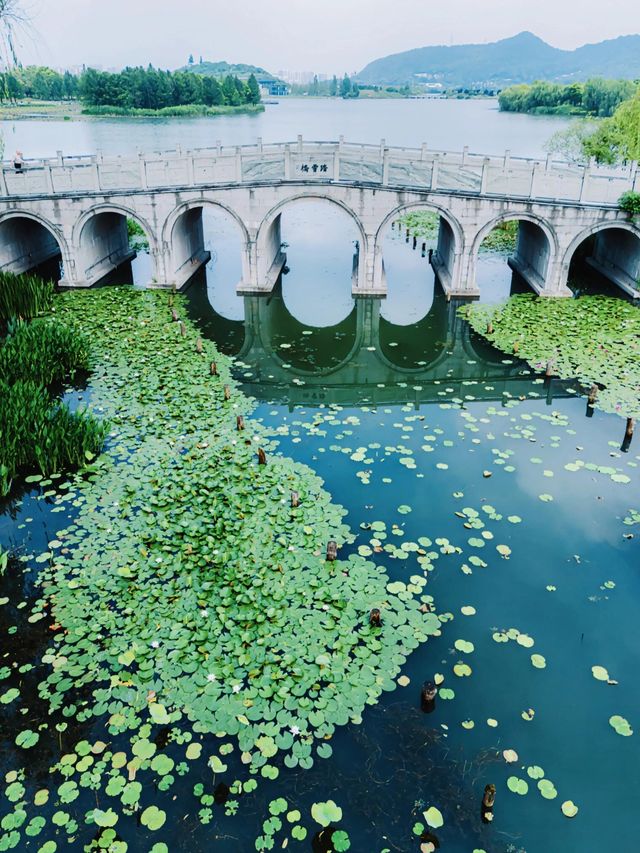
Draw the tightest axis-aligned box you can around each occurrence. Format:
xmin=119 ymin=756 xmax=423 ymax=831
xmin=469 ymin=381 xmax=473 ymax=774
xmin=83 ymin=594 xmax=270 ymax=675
xmin=330 ymin=75 xmax=338 ymax=97
xmin=247 ymin=73 xmax=261 ymax=105
xmin=340 ymin=74 xmax=351 ymax=98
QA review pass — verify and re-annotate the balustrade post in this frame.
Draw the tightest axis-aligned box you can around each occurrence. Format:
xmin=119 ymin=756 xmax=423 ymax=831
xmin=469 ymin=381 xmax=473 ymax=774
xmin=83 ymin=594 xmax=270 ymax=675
xmin=382 ymin=147 xmax=390 ymax=185
xmin=91 ymin=155 xmax=101 ymax=192
xmin=235 ymin=147 xmax=242 ymax=182
xmin=462 ymin=146 xmax=469 ymax=167
xmin=431 ymin=155 xmax=440 ymax=191
xmin=56 ymin=150 xmax=63 ymax=167
xmin=480 ymin=158 xmax=490 ymax=194
xmin=187 ymin=153 xmax=195 ymax=185
xmin=333 ymin=146 xmax=340 ymax=182
xmin=503 ymin=149 xmax=511 ymax=170
xmin=529 ymin=162 xmax=541 ymax=199
xmin=297 ymin=134 xmax=303 ymax=154
xmin=421 ymin=142 xmax=428 ymax=160
xmin=284 ymin=145 xmax=292 ymax=180
xmin=632 ymin=162 xmax=640 ymax=192
xmin=257 ymin=136 xmax=263 ymax=155
xmin=0 ymin=167 xmax=8 ymax=196
xmin=138 ymin=153 xmax=148 ymax=189
xmin=44 ymin=163 xmax=54 ymax=194
xmin=580 ymin=164 xmax=592 ymax=202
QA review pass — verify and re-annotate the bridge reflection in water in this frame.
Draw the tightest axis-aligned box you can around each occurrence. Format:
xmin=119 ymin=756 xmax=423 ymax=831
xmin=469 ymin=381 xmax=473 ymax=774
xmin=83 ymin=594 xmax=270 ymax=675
xmin=185 ymin=275 xmax=576 ymax=410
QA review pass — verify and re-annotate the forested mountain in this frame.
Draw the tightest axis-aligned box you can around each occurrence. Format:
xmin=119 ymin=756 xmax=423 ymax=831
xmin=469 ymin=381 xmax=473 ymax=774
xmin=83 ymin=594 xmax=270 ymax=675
xmin=357 ymin=32 xmax=640 ymax=88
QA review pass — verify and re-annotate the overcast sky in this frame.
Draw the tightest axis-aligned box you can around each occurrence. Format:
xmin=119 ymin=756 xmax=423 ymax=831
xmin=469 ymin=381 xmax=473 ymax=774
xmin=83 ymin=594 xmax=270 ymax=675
xmin=14 ymin=0 xmax=640 ymax=74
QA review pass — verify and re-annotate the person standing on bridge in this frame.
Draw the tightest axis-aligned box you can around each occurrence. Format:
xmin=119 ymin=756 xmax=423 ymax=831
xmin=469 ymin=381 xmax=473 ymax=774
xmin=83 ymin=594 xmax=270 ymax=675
xmin=13 ymin=151 xmax=24 ymax=172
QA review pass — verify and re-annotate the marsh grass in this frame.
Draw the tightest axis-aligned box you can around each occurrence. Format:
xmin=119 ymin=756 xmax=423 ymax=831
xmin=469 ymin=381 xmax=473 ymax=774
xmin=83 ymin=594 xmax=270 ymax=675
xmin=0 ymin=274 xmax=106 ymax=495
xmin=0 ymin=317 xmax=91 ymax=385
xmin=0 ymin=271 xmax=55 ymax=323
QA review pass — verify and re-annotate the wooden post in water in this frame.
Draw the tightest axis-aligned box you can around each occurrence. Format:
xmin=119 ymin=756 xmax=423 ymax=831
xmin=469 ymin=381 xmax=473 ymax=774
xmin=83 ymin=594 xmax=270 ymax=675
xmin=236 ymin=415 xmax=245 ymax=431
xmin=258 ymin=448 xmax=267 ymax=465
xmin=326 ymin=541 xmax=338 ymax=562
xmin=196 ymin=337 xmax=203 ymax=353
xmin=420 ymin=680 xmax=437 ymax=713
xmin=369 ymin=608 xmax=382 ymax=628
xmin=171 ymin=308 xmax=179 ymax=322
xmin=622 ymin=418 xmax=635 ymax=453
xmin=481 ymin=784 xmax=496 ymax=824
xmin=210 ymin=362 xmax=218 ymax=376
xmin=291 ymin=491 xmax=300 ymax=508
xmin=180 ymin=322 xmax=186 ymax=337
xmin=586 ymin=384 xmax=598 ymax=418
xmin=223 ymin=385 xmax=231 ymax=401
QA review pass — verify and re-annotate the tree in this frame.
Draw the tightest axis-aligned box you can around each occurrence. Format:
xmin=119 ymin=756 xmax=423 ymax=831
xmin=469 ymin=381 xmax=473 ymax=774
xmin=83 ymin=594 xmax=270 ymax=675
xmin=247 ymin=73 xmax=261 ymax=105
xmin=188 ymin=54 xmax=194 ymax=65
xmin=330 ymin=75 xmax=338 ymax=97
xmin=340 ymin=74 xmax=351 ymax=98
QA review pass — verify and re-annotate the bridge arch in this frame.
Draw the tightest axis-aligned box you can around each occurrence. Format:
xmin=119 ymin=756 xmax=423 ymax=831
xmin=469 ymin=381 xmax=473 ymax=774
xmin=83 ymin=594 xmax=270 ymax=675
xmin=163 ymin=199 xmax=250 ymax=292
xmin=74 ymin=203 xmax=157 ymax=287
xmin=470 ymin=211 xmax=557 ymax=298
xmin=257 ymin=193 xmax=367 ymax=295
xmin=0 ymin=210 xmax=71 ymax=282
xmin=374 ymin=201 xmax=465 ymax=298
xmin=561 ymin=220 xmax=640 ymax=297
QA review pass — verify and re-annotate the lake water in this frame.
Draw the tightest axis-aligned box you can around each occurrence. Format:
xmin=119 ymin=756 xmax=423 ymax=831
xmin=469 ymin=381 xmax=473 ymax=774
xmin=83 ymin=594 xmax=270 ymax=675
xmin=0 ymin=97 xmax=569 ymax=159
xmin=1 ymin=100 xmax=639 ymax=853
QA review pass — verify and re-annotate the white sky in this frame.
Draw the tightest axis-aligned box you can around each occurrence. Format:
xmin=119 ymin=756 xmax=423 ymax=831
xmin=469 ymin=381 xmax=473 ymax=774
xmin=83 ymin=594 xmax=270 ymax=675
xmin=14 ymin=0 xmax=640 ymax=75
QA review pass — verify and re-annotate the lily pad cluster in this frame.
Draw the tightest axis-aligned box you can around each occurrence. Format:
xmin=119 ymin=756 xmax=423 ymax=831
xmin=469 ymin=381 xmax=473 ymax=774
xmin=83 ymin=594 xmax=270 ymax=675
xmin=462 ymin=294 xmax=640 ymax=418
xmin=2 ymin=286 xmax=441 ymax=848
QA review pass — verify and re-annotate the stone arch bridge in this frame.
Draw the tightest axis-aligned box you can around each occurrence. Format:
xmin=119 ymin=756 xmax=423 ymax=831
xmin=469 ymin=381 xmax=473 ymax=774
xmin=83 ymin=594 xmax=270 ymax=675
xmin=1 ymin=138 xmax=639 ymax=298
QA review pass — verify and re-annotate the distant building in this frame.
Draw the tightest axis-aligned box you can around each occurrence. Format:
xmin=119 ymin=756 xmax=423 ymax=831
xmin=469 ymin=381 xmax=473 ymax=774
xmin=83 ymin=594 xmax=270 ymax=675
xmin=258 ymin=78 xmax=289 ymax=96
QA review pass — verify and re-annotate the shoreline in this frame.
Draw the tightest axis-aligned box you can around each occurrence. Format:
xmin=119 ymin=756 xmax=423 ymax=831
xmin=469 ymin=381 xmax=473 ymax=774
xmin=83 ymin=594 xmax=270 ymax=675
xmin=0 ymin=100 xmax=265 ymax=122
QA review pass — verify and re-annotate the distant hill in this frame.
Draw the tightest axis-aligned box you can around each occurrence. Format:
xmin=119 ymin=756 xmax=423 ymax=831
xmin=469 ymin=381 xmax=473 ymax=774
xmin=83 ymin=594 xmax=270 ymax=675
xmin=178 ymin=61 xmax=281 ymax=83
xmin=357 ymin=32 xmax=640 ymax=88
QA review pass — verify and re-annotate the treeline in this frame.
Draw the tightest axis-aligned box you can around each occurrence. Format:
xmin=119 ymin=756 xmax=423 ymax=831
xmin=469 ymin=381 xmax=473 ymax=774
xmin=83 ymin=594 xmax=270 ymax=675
xmin=0 ymin=64 xmax=262 ymax=110
xmin=0 ymin=66 xmax=79 ymax=102
xmin=80 ymin=67 xmax=261 ymax=109
xmin=547 ymin=88 xmax=640 ymax=164
xmin=289 ymin=74 xmax=360 ymax=98
xmin=499 ymin=78 xmax=638 ymax=118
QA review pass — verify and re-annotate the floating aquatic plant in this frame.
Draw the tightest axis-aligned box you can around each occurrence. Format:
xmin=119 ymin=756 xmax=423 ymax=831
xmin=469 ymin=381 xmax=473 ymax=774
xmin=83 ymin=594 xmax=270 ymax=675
xmin=462 ymin=295 xmax=640 ymax=418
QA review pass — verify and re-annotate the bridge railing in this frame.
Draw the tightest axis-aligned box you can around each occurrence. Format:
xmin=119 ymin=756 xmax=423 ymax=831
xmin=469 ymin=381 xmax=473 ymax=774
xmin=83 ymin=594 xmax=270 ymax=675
xmin=0 ymin=140 xmax=637 ymax=205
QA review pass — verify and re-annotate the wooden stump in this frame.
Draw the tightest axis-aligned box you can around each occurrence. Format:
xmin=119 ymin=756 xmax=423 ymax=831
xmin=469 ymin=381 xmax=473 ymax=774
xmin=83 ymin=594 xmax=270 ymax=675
xmin=180 ymin=322 xmax=186 ymax=337
xmin=236 ymin=415 xmax=245 ymax=431
xmin=420 ymin=680 xmax=437 ymax=713
xmin=369 ymin=608 xmax=382 ymax=628
xmin=223 ymin=385 xmax=231 ymax=401
xmin=210 ymin=362 xmax=218 ymax=376
xmin=326 ymin=541 xmax=338 ymax=562
xmin=196 ymin=337 xmax=203 ymax=353
xmin=481 ymin=784 xmax=496 ymax=824
xmin=171 ymin=308 xmax=179 ymax=322
xmin=291 ymin=491 xmax=300 ymax=508
xmin=257 ymin=448 xmax=267 ymax=465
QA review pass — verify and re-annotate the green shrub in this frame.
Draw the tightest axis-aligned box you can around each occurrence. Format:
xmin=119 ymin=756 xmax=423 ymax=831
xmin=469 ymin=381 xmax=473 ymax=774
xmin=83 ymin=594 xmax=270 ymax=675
xmin=0 ymin=271 xmax=54 ymax=323
xmin=619 ymin=191 xmax=640 ymax=217
xmin=0 ymin=318 xmax=91 ymax=385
